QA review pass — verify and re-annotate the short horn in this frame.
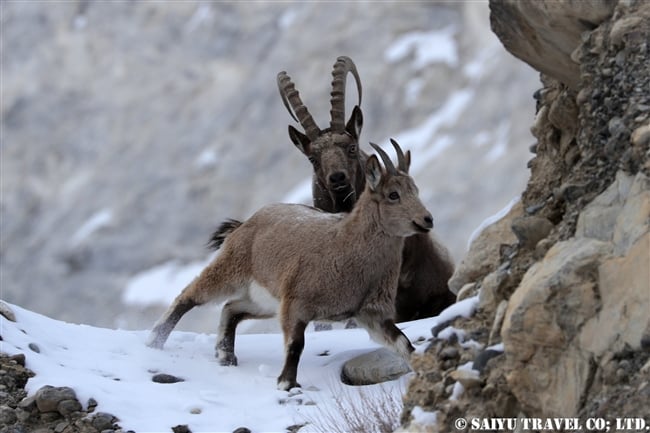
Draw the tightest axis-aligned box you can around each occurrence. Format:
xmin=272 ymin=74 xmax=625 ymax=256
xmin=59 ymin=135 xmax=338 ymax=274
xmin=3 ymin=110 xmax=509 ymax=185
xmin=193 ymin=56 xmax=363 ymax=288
xmin=389 ymin=138 xmax=408 ymax=173
xmin=277 ymin=71 xmax=320 ymax=140
xmin=369 ymin=142 xmax=397 ymax=175
xmin=330 ymin=56 xmax=362 ymax=132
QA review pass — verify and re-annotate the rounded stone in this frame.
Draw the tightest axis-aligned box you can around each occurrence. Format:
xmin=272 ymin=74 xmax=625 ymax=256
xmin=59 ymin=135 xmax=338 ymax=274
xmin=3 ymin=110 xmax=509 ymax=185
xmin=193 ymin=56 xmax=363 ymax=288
xmin=35 ymin=386 xmax=77 ymax=413
xmin=341 ymin=348 xmax=411 ymax=386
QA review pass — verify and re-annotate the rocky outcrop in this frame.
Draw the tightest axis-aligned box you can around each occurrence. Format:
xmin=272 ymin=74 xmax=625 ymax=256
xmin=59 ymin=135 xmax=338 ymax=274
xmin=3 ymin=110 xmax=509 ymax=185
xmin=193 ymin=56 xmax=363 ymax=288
xmin=489 ymin=1 xmax=616 ymax=89
xmin=401 ymin=0 xmax=650 ymax=430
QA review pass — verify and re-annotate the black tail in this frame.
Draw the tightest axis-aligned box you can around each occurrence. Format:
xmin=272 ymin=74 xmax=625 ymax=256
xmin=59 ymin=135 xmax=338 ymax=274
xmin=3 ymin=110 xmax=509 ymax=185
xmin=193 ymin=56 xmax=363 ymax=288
xmin=207 ymin=219 xmax=243 ymax=250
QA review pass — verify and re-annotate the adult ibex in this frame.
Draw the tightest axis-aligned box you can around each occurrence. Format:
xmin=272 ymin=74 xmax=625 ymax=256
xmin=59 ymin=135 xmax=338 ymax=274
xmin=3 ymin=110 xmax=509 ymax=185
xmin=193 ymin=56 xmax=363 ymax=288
xmin=278 ymin=56 xmax=456 ymax=322
xmin=148 ymin=140 xmax=426 ymax=390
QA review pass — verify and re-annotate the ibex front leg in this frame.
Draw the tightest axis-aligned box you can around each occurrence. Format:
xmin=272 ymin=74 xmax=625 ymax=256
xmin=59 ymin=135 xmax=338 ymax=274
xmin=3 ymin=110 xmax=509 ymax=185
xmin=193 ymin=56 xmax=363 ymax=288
xmin=277 ymin=300 xmax=308 ymax=390
xmin=356 ymin=311 xmax=414 ymax=362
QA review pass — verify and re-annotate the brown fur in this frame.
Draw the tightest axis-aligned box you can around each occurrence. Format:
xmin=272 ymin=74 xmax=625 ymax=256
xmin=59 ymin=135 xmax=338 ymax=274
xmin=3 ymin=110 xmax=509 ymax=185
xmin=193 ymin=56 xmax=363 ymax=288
xmin=147 ymin=141 xmax=430 ymax=390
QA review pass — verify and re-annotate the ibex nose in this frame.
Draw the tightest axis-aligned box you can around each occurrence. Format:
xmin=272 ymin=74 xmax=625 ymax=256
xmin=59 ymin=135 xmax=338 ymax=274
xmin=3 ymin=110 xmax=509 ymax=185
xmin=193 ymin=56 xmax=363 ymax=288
xmin=329 ymin=172 xmax=347 ymax=187
xmin=423 ymin=214 xmax=434 ymax=229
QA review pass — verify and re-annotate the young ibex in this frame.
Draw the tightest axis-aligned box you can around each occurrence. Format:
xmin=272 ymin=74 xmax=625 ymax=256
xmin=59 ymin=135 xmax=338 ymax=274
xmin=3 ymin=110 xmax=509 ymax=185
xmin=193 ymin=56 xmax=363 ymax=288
xmin=148 ymin=140 xmax=427 ymax=390
xmin=278 ymin=57 xmax=456 ymax=322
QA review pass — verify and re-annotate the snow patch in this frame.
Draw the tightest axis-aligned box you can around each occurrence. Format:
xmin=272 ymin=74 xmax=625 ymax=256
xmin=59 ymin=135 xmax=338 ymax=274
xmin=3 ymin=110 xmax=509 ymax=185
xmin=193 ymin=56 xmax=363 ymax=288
xmin=385 ymin=26 xmax=458 ymax=69
xmin=467 ymin=195 xmax=520 ymax=250
xmin=484 ymin=120 xmax=510 ymax=162
xmin=70 ymin=209 xmax=113 ymax=246
xmin=411 ymin=405 xmax=438 ymax=425
xmin=281 ymin=178 xmax=312 ymax=204
xmin=2 ymin=302 xmax=438 ymax=432
xmin=122 ymin=258 xmax=212 ymax=306
xmin=195 ymin=148 xmax=219 ymax=169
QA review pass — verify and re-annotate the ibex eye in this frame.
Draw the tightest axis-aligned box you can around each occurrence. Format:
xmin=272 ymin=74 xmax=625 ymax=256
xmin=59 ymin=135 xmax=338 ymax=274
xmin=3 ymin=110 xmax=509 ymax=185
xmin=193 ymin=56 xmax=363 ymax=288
xmin=388 ymin=191 xmax=400 ymax=201
xmin=348 ymin=145 xmax=357 ymax=155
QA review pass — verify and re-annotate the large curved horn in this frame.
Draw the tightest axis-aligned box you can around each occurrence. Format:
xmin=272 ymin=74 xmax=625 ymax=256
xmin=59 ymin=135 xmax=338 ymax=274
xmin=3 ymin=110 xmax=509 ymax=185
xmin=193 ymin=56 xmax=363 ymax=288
xmin=277 ymin=71 xmax=320 ymax=140
xmin=330 ymin=56 xmax=362 ymax=132
xmin=369 ymin=142 xmax=397 ymax=175
xmin=389 ymin=138 xmax=409 ymax=173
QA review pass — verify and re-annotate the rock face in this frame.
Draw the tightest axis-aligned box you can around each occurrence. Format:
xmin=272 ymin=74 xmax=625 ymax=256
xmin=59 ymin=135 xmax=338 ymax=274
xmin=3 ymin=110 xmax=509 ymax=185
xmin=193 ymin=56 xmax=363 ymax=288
xmin=489 ymin=0 xmax=616 ymax=89
xmin=401 ymin=0 xmax=650 ymax=430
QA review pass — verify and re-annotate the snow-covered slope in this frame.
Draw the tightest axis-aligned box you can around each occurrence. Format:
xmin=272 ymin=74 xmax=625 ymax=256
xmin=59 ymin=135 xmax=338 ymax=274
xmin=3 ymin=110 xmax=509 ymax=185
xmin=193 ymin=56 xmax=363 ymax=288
xmin=1 ymin=298 xmax=479 ymax=432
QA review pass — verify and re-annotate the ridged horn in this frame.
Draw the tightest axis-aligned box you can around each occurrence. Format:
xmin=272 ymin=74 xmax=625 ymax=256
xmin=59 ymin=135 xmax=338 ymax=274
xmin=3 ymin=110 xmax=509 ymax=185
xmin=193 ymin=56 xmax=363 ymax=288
xmin=330 ymin=56 xmax=362 ymax=132
xmin=277 ymin=71 xmax=320 ymax=140
xmin=389 ymin=139 xmax=408 ymax=173
xmin=369 ymin=142 xmax=397 ymax=175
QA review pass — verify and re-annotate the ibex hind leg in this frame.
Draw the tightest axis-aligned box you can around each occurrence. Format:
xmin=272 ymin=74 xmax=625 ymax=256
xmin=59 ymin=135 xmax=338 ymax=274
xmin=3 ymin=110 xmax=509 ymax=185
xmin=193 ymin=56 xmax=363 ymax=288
xmin=147 ymin=262 xmax=243 ymax=350
xmin=216 ymin=297 xmax=274 ymax=366
xmin=147 ymin=295 xmax=197 ymax=349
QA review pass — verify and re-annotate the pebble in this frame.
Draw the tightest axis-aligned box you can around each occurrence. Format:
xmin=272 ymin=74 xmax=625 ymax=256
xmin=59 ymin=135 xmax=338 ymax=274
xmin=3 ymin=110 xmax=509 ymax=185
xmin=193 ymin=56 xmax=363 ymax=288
xmin=28 ymin=342 xmax=41 ymax=353
xmin=439 ymin=346 xmax=459 ymax=361
xmin=152 ymin=373 xmax=184 ymax=384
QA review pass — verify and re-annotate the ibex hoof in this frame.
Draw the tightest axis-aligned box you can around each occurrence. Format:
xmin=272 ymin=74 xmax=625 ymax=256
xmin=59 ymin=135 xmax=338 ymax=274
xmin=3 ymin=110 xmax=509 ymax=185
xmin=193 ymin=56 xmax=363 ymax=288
xmin=218 ymin=352 xmax=238 ymax=367
xmin=146 ymin=334 xmax=165 ymax=350
xmin=277 ymin=379 xmax=301 ymax=391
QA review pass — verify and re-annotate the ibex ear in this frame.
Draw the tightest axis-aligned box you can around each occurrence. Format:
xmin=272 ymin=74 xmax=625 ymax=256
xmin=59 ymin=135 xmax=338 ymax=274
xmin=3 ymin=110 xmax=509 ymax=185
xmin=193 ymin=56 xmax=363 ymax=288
xmin=365 ymin=155 xmax=383 ymax=191
xmin=345 ymin=106 xmax=363 ymax=139
xmin=288 ymin=125 xmax=311 ymax=155
xmin=405 ymin=150 xmax=411 ymax=172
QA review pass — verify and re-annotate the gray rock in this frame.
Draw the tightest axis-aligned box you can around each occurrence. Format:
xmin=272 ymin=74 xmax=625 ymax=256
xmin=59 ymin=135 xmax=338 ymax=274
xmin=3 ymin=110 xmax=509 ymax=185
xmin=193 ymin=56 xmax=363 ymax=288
xmin=35 ymin=386 xmax=77 ymax=413
xmin=0 ymin=301 xmax=16 ymax=322
xmin=58 ymin=398 xmax=82 ymax=417
xmin=92 ymin=412 xmax=116 ymax=431
xmin=341 ymin=348 xmax=411 ymax=386
xmin=151 ymin=373 xmax=184 ymax=384
xmin=0 ymin=404 xmax=17 ymax=426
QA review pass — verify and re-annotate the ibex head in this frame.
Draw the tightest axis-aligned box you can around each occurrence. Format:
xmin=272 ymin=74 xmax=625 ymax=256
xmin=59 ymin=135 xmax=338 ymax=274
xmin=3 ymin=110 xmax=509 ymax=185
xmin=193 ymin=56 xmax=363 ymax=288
xmin=366 ymin=139 xmax=433 ymax=237
xmin=278 ymin=56 xmax=364 ymax=213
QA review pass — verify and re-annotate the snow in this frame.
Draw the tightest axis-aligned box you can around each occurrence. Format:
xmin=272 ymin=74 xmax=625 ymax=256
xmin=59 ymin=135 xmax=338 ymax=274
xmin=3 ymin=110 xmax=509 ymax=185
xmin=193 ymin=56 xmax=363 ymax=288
xmin=391 ymin=88 xmax=474 ymax=168
xmin=484 ymin=120 xmax=510 ymax=163
xmin=195 ymin=149 xmax=219 ymax=169
xmin=0 ymin=301 xmax=460 ymax=432
xmin=411 ymin=406 xmax=438 ymax=425
xmin=385 ymin=26 xmax=458 ymax=69
xmin=282 ymin=178 xmax=313 ymax=205
xmin=413 ymin=296 xmax=479 ymax=355
xmin=122 ymin=258 xmax=213 ymax=307
xmin=70 ymin=209 xmax=113 ymax=246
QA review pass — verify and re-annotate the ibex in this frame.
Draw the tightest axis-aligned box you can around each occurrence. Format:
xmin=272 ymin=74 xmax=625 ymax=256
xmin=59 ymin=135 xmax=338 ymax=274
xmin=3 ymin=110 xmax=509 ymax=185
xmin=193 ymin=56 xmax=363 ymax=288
xmin=148 ymin=140 xmax=426 ymax=390
xmin=277 ymin=56 xmax=456 ymax=322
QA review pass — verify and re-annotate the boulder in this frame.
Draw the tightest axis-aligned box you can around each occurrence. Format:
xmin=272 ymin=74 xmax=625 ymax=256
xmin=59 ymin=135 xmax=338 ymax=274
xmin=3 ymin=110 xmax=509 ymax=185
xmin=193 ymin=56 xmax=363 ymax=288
xmin=489 ymin=0 xmax=616 ymax=88
xmin=341 ymin=348 xmax=411 ymax=386
xmin=502 ymin=169 xmax=650 ymax=417
xmin=449 ymin=201 xmax=522 ymax=294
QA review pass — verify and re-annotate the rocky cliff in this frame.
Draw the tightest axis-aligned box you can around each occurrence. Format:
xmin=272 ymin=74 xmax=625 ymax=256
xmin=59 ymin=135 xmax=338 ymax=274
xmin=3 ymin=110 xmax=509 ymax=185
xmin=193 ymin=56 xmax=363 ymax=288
xmin=401 ymin=0 xmax=650 ymax=430
xmin=1 ymin=1 xmax=538 ymax=330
